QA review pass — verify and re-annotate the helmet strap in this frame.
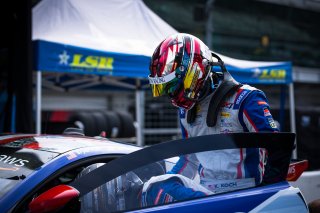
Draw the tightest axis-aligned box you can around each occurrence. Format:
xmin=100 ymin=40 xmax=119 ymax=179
xmin=206 ymin=76 xmax=242 ymax=127
xmin=187 ymin=103 xmax=198 ymax=124
xmin=187 ymin=52 xmax=242 ymax=126
xmin=198 ymin=77 xmax=213 ymax=102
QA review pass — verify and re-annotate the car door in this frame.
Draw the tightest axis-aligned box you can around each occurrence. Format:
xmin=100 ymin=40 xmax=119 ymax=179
xmin=27 ymin=133 xmax=307 ymax=213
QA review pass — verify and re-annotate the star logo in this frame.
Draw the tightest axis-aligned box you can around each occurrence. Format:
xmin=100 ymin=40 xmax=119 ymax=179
xmin=252 ymin=68 xmax=261 ymax=78
xmin=59 ymin=50 xmax=70 ymax=65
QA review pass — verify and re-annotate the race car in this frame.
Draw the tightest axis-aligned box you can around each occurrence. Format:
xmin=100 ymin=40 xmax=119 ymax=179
xmin=0 ymin=130 xmax=308 ymax=212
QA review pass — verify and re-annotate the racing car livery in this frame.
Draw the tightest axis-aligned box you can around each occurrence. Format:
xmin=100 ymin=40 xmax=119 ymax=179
xmin=0 ymin=132 xmax=308 ymax=212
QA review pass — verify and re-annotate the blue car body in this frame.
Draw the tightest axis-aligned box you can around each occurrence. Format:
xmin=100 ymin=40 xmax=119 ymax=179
xmin=0 ymin=135 xmax=139 ymax=213
xmin=132 ymin=182 xmax=307 ymax=212
xmin=0 ymin=133 xmax=309 ymax=213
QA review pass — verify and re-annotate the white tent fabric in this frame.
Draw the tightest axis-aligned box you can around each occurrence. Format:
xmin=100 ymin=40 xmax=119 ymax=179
xmin=216 ymin=52 xmax=285 ymax=69
xmin=33 ymin=0 xmax=177 ymax=56
xmin=32 ymin=0 xmax=291 ymax=82
xmin=33 ymin=0 xmax=285 ymax=69
xmin=32 ymin=0 xmax=179 ymax=146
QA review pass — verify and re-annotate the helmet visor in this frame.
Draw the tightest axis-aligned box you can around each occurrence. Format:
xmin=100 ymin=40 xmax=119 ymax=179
xmin=148 ymin=72 xmax=178 ymax=97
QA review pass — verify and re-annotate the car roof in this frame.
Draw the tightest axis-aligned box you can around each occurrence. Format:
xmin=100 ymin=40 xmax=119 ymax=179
xmin=0 ymin=134 xmax=140 ymax=155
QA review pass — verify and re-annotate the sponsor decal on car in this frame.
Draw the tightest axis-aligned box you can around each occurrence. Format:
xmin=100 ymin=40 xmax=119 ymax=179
xmin=0 ymin=155 xmax=29 ymax=167
xmin=67 ymin=152 xmax=78 ymax=160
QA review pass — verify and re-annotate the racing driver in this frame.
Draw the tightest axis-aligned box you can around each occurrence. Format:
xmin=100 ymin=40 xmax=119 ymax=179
xmin=140 ymin=33 xmax=279 ymax=207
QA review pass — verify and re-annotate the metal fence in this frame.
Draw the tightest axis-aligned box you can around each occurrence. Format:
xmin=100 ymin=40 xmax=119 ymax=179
xmin=143 ymin=92 xmax=181 ymax=145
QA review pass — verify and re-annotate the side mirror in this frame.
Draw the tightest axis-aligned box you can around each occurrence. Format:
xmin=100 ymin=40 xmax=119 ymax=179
xmin=29 ymin=185 xmax=80 ymax=213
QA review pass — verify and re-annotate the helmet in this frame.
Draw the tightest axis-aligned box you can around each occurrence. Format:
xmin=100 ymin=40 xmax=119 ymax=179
xmin=148 ymin=33 xmax=212 ymax=109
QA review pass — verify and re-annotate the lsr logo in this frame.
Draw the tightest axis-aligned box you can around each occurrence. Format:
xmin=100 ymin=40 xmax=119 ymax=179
xmin=253 ymin=69 xmax=286 ymax=79
xmin=71 ymin=54 xmax=114 ymax=69
xmin=59 ymin=51 xmax=114 ymax=70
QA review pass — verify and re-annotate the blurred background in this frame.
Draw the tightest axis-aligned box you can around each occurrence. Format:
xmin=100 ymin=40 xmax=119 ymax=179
xmin=0 ymin=0 xmax=319 ymax=171
xmin=143 ymin=0 xmax=320 ymax=171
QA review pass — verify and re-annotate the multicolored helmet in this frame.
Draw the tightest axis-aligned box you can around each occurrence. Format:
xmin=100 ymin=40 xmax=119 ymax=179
xmin=148 ymin=33 xmax=212 ymax=109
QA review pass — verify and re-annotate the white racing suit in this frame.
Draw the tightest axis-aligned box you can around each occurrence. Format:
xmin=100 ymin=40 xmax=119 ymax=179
xmin=141 ymin=85 xmax=279 ymax=206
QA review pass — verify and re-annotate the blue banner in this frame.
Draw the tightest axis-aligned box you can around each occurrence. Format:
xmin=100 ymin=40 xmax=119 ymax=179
xmin=34 ymin=40 xmax=292 ymax=85
xmin=214 ymin=63 xmax=292 ymax=85
xmin=33 ymin=40 xmax=150 ymax=78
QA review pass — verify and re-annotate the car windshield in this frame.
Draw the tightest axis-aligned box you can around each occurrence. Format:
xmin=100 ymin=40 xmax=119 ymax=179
xmin=0 ymin=139 xmax=58 ymax=198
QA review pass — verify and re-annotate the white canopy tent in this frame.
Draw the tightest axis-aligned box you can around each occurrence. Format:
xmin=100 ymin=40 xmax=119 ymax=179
xmin=32 ymin=0 xmax=177 ymax=145
xmin=33 ymin=0 xmax=177 ymax=56
xmin=32 ymin=0 xmax=296 ymax=151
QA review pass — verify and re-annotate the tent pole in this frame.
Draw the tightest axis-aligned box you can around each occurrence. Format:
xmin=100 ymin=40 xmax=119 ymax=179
xmin=36 ymin=70 xmax=42 ymax=134
xmin=135 ymin=80 xmax=145 ymax=146
xmin=279 ymin=85 xmax=286 ymax=131
xmin=289 ymin=82 xmax=297 ymax=158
